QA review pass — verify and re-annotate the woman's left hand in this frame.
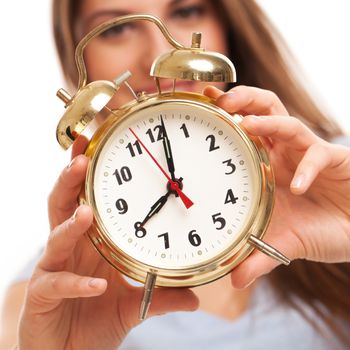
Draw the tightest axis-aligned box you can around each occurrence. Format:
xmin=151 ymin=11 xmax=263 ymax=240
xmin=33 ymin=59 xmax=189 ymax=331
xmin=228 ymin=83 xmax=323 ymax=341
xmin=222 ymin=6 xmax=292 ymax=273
xmin=204 ymin=85 xmax=350 ymax=288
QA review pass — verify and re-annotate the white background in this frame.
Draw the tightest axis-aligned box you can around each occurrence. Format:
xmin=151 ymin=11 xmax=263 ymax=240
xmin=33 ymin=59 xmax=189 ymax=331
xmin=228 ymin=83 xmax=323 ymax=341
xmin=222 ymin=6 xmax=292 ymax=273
xmin=0 ymin=0 xmax=349 ymax=312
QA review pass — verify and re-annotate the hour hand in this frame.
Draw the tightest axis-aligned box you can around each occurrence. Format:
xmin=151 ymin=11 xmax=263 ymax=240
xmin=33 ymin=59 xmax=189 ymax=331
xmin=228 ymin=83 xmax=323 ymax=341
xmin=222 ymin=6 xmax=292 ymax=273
xmin=160 ymin=115 xmax=176 ymax=181
xmin=139 ymin=190 xmax=172 ymax=228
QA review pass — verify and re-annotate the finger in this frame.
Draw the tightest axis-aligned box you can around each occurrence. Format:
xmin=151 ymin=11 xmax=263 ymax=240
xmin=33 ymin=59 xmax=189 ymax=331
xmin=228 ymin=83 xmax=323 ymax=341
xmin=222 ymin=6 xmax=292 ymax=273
xmin=147 ymin=288 xmax=199 ymax=316
xmin=27 ymin=271 xmax=107 ymax=312
xmin=203 ymin=85 xmax=225 ymax=99
xmin=121 ymin=286 xmax=199 ymax=329
xmin=291 ymin=142 xmax=350 ymax=194
xmin=290 ymin=142 xmax=331 ymax=194
xmin=71 ymin=134 xmax=90 ymax=159
xmin=39 ymin=205 xmax=93 ymax=272
xmin=231 ymin=251 xmax=280 ymax=289
xmin=241 ymin=115 xmax=319 ymax=150
xmin=230 ymin=234 xmax=301 ymax=289
xmin=48 ymin=154 xmax=89 ymax=229
xmin=203 ymin=85 xmax=289 ymax=116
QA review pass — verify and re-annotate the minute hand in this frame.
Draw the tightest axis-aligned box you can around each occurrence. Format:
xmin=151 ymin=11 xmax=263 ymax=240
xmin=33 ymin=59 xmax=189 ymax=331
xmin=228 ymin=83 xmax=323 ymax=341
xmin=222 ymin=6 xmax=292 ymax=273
xmin=160 ymin=115 xmax=176 ymax=181
xmin=129 ymin=128 xmax=193 ymax=209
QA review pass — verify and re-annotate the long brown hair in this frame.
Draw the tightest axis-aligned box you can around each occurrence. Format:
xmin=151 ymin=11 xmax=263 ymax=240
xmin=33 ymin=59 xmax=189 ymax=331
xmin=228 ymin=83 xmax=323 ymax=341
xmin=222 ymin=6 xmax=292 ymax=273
xmin=52 ymin=0 xmax=350 ymax=346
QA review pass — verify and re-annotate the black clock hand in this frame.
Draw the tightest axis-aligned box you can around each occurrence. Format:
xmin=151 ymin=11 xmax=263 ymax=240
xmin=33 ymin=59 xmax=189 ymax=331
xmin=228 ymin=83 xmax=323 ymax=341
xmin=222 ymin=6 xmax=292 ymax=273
xmin=130 ymin=128 xmax=193 ymax=209
xmin=160 ymin=115 xmax=176 ymax=181
xmin=139 ymin=190 xmax=172 ymax=228
xmin=135 ymin=177 xmax=184 ymax=237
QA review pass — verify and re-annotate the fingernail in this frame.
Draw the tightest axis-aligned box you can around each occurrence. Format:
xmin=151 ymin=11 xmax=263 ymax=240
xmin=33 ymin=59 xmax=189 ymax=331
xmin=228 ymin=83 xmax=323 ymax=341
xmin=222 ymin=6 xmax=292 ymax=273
xmin=207 ymin=85 xmax=221 ymax=91
xmin=67 ymin=157 xmax=76 ymax=169
xmin=291 ymin=174 xmax=305 ymax=189
xmin=88 ymin=278 xmax=104 ymax=288
xmin=71 ymin=207 xmax=79 ymax=222
xmin=224 ymin=92 xmax=235 ymax=99
xmin=243 ymin=278 xmax=256 ymax=289
xmin=244 ymin=116 xmax=261 ymax=124
xmin=248 ymin=115 xmax=269 ymax=121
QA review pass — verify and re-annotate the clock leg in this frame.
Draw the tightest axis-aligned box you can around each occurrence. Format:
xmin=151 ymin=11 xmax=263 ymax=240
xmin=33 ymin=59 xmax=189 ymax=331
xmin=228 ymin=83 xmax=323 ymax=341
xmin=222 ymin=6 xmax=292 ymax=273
xmin=248 ymin=235 xmax=290 ymax=266
xmin=139 ymin=272 xmax=157 ymax=320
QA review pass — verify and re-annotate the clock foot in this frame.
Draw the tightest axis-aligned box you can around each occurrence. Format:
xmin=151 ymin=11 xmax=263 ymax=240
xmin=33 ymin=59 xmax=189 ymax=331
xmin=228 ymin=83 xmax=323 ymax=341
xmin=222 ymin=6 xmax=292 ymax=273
xmin=248 ymin=235 xmax=290 ymax=266
xmin=139 ymin=272 xmax=157 ymax=320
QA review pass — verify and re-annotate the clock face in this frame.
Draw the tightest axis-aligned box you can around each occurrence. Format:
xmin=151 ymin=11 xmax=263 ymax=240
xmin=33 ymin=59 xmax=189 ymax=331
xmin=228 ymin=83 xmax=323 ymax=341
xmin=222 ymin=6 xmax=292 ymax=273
xmin=92 ymin=100 xmax=260 ymax=270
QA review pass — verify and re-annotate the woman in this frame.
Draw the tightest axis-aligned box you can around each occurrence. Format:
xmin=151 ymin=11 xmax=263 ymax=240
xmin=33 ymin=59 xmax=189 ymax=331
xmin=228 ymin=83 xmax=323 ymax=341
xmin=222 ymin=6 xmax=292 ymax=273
xmin=2 ymin=0 xmax=350 ymax=349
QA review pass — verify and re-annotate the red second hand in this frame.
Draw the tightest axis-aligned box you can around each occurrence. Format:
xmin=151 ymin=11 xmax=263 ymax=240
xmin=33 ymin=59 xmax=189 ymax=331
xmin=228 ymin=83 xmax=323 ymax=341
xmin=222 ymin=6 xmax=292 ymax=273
xmin=129 ymin=128 xmax=193 ymax=209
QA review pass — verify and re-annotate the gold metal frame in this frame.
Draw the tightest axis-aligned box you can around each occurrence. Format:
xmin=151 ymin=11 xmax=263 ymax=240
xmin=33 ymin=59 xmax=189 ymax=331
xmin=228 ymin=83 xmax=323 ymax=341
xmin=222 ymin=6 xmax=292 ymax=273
xmin=80 ymin=91 xmax=274 ymax=287
xmin=56 ymin=13 xmax=290 ymax=318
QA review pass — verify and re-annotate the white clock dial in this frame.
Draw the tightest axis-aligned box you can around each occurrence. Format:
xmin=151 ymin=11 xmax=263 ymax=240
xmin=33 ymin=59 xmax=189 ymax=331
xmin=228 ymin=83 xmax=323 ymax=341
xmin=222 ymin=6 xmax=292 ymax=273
xmin=93 ymin=102 xmax=259 ymax=269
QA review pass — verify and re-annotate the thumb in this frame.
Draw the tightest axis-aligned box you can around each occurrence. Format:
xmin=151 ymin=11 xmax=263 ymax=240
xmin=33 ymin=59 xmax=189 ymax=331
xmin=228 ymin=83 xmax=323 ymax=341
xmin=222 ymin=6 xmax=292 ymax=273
xmin=147 ymin=287 xmax=199 ymax=317
xmin=122 ymin=287 xmax=199 ymax=330
xmin=230 ymin=233 xmax=302 ymax=289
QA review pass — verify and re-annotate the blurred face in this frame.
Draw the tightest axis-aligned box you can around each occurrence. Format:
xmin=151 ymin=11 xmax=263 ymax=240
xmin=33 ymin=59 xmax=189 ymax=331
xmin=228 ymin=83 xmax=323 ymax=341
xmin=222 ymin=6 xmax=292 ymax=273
xmin=77 ymin=0 xmax=228 ymax=107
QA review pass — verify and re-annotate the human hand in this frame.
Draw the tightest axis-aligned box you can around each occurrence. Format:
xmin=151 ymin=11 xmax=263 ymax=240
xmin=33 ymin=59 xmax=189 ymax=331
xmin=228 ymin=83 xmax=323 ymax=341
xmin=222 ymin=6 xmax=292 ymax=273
xmin=18 ymin=155 xmax=198 ymax=350
xmin=204 ymin=85 xmax=350 ymax=288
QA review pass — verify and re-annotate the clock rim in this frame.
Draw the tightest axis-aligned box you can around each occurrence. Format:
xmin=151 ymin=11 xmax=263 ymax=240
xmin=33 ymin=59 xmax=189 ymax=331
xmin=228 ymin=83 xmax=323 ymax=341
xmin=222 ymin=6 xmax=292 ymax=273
xmin=80 ymin=91 xmax=274 ymax=287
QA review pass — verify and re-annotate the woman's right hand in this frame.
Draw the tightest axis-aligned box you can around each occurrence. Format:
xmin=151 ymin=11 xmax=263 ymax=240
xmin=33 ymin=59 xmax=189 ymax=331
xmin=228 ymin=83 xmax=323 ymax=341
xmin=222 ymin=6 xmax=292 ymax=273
xmin=18 ymin=154 xmax=198 ymax=350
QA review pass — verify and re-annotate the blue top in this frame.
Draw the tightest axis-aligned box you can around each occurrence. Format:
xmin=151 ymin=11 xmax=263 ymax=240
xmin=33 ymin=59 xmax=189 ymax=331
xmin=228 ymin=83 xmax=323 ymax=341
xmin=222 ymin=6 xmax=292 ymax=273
xmin=119 ymin=279 xmax=346 ymax=350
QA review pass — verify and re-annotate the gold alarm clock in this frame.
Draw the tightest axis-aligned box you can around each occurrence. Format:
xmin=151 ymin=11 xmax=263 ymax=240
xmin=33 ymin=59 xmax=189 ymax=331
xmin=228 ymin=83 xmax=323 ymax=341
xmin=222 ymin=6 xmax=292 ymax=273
xmin=56 ymin=14 xmax=290 ymax=320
